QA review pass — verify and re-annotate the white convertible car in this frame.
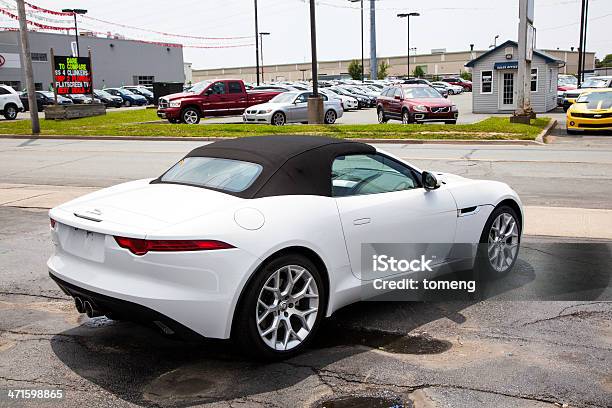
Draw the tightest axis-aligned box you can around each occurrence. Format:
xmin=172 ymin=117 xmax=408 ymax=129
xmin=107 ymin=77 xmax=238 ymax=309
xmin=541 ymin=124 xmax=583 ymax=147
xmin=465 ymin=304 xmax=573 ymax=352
xmin=48 ymin=136 xmax=522 ymax=358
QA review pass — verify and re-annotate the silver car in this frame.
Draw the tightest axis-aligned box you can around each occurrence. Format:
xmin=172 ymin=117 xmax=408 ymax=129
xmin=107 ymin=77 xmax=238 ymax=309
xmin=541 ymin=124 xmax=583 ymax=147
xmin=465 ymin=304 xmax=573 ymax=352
xmin=243 ymin=91 xmax=343 ymax=125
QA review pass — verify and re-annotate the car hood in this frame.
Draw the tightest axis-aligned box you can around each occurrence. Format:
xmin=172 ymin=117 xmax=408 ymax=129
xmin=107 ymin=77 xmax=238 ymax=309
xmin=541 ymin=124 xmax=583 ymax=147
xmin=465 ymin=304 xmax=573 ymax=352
xmin=162 ymin=91 xmax=200 ymax=101
xmin=50 ymin=180 xmax=240 ymax=237
xmin=247 ymin=102 xmax=287 ymax=110
xmin=409 ymin=98 xmax=452 ymax=106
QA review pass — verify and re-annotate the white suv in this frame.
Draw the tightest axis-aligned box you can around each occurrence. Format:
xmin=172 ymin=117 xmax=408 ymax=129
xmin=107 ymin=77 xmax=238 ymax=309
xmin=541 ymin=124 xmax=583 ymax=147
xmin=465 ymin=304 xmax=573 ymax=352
xmin=0 ymin=85 xmax=24 ymax=120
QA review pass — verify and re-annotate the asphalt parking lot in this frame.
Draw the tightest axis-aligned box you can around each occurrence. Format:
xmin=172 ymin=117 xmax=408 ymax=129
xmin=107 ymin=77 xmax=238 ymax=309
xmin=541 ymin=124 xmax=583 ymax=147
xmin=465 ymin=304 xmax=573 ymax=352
xmin=0 ymin=136 xmax=611 ymax=407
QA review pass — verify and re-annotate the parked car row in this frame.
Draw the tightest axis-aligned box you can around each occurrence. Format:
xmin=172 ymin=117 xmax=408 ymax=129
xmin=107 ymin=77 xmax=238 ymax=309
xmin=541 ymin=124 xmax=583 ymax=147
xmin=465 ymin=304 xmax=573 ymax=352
xmin=561 ymin=76 xmax=612 ymax=112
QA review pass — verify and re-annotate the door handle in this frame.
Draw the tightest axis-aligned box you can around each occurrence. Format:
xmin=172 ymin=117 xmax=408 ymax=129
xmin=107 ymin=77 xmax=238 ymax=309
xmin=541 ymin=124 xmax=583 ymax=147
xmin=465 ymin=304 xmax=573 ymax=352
xmin=353 ymin=217 xmax=371 ymax=225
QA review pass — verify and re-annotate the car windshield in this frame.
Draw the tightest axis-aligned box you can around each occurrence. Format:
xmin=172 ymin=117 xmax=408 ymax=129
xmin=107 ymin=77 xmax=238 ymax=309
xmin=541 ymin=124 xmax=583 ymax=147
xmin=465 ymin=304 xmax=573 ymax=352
xmin=580 ymin=78 xmax=608 ymax=88
xmin=559 ymin=76 xmax=577 ymax=86
xmin=160 ymin=157 xmax=263 ymax=193
xmin=95 ymin=90 xmax=112 ymax=98
xmin=112 ymin=89 xmax=133 ymax=96
xmin=576 ymin=91 xmax=612 ymax=107
xmin=187 ymin=81 xmax=212 ymax=93
xmin=403 ymin=87 xmax=442 ymax=98
xmin=270 ymin=92 xmax=299 ymax=103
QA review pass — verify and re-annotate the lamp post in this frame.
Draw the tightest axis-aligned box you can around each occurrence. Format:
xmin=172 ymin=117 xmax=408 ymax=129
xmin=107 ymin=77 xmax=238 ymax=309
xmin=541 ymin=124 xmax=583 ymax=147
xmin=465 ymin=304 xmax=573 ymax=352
xmin=491 ymin=34 xmax=499 ymax=48
xmin=348 ymin=0 xmax=364 ymax=82
xmin=307 ymin=0 xmax=323 ymax=124
xmin=397 ymin=12 xmax=419 ymax=78
xmin=61 ymin=8 xmax=87 ymax=57
xmin=254 ymin=0 xmax=260 ymax=85
xmin=259 ymin=32 xmax=270 ymax=83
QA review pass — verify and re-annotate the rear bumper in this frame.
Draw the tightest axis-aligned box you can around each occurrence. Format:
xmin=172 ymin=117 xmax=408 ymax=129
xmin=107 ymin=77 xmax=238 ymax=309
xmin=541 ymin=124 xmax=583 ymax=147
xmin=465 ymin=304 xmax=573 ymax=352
xmin=50 ymin=272 xmax=202 ymax=339
xmin=47 ymin=241 xmax=261 ymax=339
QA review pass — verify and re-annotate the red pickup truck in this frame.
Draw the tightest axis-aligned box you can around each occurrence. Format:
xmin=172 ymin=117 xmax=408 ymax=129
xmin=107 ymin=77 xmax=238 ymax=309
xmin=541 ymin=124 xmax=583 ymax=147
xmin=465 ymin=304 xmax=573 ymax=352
xmin=157 ymin=79 xmax=280 ymax=124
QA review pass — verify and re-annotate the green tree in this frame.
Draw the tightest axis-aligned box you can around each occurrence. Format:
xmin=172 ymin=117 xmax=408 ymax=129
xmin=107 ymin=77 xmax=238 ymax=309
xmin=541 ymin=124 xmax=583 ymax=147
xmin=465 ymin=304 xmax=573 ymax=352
xmin=597 ymin=54 xmax=612 ymax=67
xmin=460 ymin=70 xmax=472 ymax=81
xmin=377 ymin=61 xmax=390 ymax=79
xmin=348 ymin=60 xmax=363 ymax=80
xmin=413 ymin=65 xmax=425 ymax=78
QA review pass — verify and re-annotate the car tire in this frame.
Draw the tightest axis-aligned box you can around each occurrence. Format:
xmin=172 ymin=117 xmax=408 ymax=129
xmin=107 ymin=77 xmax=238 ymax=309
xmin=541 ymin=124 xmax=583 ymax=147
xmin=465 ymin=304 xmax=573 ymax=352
xmin=377 ymin=108 xmax=388 ymax=124
xmin=401 ymin=109 xmax=411 ymax=125
xmin=3 ymin=104 xmax=18 ymax=120
xmin=271 ymin=112 xmax=286 ymax=126
xmin=324 ymin=109 xmax=337 ymax=124
xmin=124 ymin=100 xmax=132 ymax=107
xmin=445 ymin=120 xmax=457 ymax=125
xmin=181 ymin=107 xmax=201 ymax=124
xmin=232 ymin=253 xmax=326 ymax=360
xmin=475 ymin=205 xmax=521 ymax=280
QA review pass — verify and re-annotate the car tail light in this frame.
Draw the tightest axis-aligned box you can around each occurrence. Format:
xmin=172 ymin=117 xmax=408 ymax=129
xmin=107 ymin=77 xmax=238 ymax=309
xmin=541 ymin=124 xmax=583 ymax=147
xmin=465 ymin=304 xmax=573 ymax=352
xmin=114 ymin=236 xmax=234 ymax=256
xmin=50 ymin=218 xmax=56 ymax=228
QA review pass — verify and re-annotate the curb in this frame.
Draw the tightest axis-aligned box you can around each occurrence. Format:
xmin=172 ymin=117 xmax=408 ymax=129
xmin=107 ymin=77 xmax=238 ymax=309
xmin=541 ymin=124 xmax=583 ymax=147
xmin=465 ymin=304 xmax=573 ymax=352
xmin=535 ymin=118 xmax=557 ymax=144
xmin=0 ymin=134 xmax=543 ymax=145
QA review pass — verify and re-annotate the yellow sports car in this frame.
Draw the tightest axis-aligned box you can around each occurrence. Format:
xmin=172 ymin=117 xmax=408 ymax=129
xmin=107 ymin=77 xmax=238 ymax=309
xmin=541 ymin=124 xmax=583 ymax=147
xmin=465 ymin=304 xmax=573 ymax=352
xmin=566 ymin=89 xmax=612 ymax=134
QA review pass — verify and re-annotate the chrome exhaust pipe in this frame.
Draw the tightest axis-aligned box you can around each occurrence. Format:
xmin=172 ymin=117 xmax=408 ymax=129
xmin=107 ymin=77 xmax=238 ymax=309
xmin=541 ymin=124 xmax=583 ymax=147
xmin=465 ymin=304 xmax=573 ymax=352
xmin=83 ymin=300 xmax=103 ymax=318
xmin=74 ymin=297 xmax=85 ymax=314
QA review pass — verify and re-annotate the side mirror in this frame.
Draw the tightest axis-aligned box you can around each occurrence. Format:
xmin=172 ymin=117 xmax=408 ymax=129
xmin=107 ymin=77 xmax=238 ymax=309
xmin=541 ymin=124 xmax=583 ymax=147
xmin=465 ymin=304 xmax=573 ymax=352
xmin=394 ymin=95 xmax=402 ymax=100
xmin=422 ymin=171 xmax=441 ymax=191
xmin=204 ymin=89 xmax=213 ymax=96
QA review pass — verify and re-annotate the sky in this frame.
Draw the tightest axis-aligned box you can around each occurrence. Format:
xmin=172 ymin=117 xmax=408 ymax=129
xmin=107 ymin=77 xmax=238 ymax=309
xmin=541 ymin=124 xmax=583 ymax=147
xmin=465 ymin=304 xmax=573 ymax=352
xmin=8 ymin=0 xmax=612 ymax=69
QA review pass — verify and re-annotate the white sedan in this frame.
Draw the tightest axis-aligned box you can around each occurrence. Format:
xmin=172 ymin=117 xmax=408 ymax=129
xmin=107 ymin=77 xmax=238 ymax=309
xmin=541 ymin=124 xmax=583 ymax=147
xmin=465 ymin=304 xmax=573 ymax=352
xmin=48 ymin=136 xmax=523 ymax=359
xmin=320 ymin=88 xmax=359 ymax=111
xmin=243 ymin=91 xmax=343 ymax=125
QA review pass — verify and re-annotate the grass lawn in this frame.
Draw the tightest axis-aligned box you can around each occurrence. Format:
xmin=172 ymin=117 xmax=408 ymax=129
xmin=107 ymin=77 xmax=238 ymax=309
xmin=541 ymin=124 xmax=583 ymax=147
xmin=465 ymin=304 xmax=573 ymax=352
xmin=0 ymin=109 xmax=551 ymax=140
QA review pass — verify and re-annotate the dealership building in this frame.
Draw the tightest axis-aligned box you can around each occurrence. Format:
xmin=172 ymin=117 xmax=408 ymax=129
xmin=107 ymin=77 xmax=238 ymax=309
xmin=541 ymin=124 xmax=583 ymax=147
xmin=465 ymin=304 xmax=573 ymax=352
xmin=0 ymin=30 xmax=185 ymax=91
xmin=192 ymin=47 xmax=595 ymax=83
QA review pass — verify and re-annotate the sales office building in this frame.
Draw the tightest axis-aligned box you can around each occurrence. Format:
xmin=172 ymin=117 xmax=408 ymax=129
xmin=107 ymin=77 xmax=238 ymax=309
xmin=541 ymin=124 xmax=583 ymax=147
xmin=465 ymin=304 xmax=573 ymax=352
xmin=0 ymin=30 xmax=185 ymax=91
xmin=465 ymin=40 xmax=563 ymax=113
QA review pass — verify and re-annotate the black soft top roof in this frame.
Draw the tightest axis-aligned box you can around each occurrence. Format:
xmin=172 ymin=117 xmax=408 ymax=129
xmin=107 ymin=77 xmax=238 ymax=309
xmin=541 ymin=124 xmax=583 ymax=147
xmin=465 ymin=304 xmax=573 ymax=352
xmin=168 ymin=136 xmax=376 ymax=198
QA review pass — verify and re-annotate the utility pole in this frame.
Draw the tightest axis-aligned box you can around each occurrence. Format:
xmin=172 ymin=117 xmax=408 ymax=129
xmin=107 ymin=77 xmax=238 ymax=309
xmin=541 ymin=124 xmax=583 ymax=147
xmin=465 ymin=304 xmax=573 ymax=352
xmin=369 ymin=0 xmax=377 ymax=80
xmin=581 ymin=0 xmax=589 ymax=81
xmin=512 ymin=0 xmax=535 ymax=124
xmin=307 ymin=0 xmax=323 ymax=124
xmin=16 ymin=0 xmax=40 ymax=134
xmin=577 ymin=0 xmax=586 ymax=85
xmin=254 ymin=0 xmax=260 ymax=85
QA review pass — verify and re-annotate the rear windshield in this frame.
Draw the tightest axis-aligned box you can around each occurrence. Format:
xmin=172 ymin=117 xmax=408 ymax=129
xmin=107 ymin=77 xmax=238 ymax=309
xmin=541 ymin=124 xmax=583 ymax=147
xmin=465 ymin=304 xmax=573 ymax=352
xmin=160 ymin=157 xmax=263 ymax=193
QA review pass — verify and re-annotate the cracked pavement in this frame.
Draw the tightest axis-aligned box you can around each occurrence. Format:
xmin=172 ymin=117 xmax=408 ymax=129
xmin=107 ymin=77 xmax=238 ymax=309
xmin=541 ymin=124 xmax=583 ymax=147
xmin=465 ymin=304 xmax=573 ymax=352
xmin=0 ymin=207 xmax=610 ymax=408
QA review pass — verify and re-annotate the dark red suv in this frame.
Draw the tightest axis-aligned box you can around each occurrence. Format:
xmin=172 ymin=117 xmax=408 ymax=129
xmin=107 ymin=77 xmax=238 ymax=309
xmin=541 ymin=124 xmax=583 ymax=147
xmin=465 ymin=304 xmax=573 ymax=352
xmin=441 ymin=77 xmax=472 ymax=92
xmin=377 ymin=84 xmax=458 ymax=124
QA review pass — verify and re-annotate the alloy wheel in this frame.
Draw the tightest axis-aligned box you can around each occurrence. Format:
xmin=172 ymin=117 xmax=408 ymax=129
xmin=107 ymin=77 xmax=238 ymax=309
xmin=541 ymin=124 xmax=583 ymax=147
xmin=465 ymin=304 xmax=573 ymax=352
xmin=325 ymin=110 xmax=336 ymax=124
xmin=183 ymin=110 xmax=199 ymax=124
xmin=272 ymin=112 xmax=285 ymax=126
xmin=402 ymin=111 xmax=410 ymax=124
xmin=378 ymin=110 xmax=385 ymax=123
xmin=256 ymin=265 xmax=319 ymax=351
xmin=5 ymin=106 xmax=16 ymax=119
xmin=487 ymin=213 xmax=520 ymax=273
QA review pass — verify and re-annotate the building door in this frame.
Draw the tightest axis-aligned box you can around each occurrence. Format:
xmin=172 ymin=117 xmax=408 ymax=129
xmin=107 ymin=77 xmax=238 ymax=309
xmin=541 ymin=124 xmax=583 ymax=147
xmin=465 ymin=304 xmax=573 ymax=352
xmin=498 ymin=71 xmax=516 ymax=110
